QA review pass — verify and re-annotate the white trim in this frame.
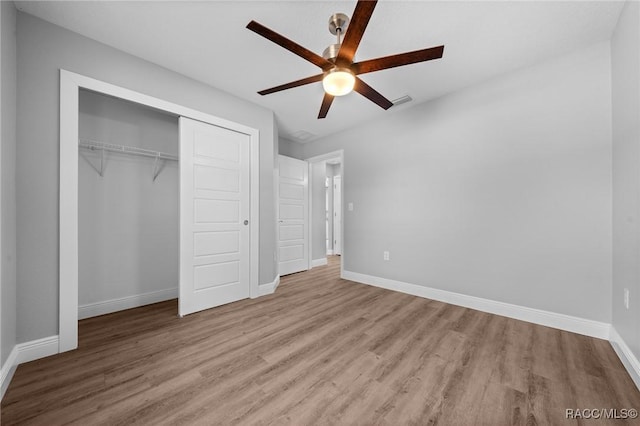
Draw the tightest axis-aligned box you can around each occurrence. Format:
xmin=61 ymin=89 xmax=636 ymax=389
xmin=258 ymin=275 xmax=280 ymax=297
xmin=610 ymin=327 xmax=640 ymax=391
xmin=307 ymin=161 xmax=312 ymax=271
xmin=332 ymin=175 xmax=342 ymax=256
xmin=311 ymin=258 xmax=328 ymax=268
xmin=342 ymin=270 xmax=611 ymax=340
xmin=305 ymin=151 xmax=345 ymax=164
xmin=249 ymin=128 xmax=260 ymax=299
xmin=1 ymin=346 xmax=18 ymax=399
xmin=327 ymin=249 xmax=334 ymax=255
xmin=59 ymin=70 xmax=261 ymax=352
xmin=78 ymin=288 xmax=178 ymax=320
xmin=59 ymin=70 xmax=79 ymax=352
xmin=1 ymin=336 xmax=59 ymax=400
xmin=16 ymin=336 xmax=59 ymax=364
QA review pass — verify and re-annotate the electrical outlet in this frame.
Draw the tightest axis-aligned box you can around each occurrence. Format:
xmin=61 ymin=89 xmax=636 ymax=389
xmin=383 ymin=251 xmax=390 ymax=261
xmin=348 ymin=203 xmax=354 ymax=211
xmin=624 ymin=288 xmax=630 ymax=310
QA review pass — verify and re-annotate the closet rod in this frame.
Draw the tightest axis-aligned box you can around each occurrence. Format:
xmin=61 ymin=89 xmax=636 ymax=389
xmin=78 ymin=139 xmax=178 ymax=161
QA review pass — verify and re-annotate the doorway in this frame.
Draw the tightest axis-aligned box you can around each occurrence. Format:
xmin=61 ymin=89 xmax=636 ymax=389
xmin=59 ymin=70 xmax=260 ymax=352
xmin=307 ymin=151 xmax=344 ymax=276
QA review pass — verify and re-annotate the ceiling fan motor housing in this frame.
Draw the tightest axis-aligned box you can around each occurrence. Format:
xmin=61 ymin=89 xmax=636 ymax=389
xmin=322 ymin=43 xmax=341 ymax=62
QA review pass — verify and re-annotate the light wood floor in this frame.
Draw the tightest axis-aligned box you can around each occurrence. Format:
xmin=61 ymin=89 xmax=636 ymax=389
xmin=3 ymin=256 xmax=639 ymax=425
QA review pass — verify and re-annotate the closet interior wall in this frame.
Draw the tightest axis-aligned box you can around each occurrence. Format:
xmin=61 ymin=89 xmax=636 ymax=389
xmin=78 ymin=90 xmax=179 ymax=318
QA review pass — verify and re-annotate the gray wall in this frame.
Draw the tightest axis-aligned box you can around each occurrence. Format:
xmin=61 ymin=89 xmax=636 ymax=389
xmin=16 ymin=12 xmax=276 ymax=343
xmin=304 ymin=41 xmax=613 ymax=322
xmin=1 ymin=1 xmax=17 ymax=367
xmin=279 ymin=137 xmax=304 ymax=160
xmin=311 ymin=161 xmax=326 ymax=262
xmin=612 ymin=1 xmax=640 ymax=361
xmin=78 ymin=91 xmax=178 ymax=311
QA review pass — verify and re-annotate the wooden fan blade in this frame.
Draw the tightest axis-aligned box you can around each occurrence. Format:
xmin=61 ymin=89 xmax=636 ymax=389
xmin=335 ymin=0 xmax=378 ymax=67
xmin=318 ymin=93 xmax=335 ymax=119
xmin=353 ymin=78 xmax=393 ymax=110
xmin=352 ymin=45 xmax=444 ymax=75
xmin=258 ymin=74 xmax=324 ymax=96
xmin=247 ymin=21 xmax=334 ymax=70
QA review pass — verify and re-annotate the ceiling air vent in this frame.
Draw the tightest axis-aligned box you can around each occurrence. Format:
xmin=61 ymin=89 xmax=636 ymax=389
xmin=291 ymin=130 xmax=316 ymax=142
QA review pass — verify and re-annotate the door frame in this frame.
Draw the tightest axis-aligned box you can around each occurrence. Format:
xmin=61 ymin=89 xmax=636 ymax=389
xmin=59 ymin=70 xmax=260 ymax=352
xmin=332 ymin=175 xmax=342 ymax=255
xmin=306 ymin=150 xmax=344 ymax=278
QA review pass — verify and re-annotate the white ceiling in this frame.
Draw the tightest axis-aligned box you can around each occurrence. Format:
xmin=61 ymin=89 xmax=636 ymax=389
xmin=15 ymin=1 xmax=624 ymax=143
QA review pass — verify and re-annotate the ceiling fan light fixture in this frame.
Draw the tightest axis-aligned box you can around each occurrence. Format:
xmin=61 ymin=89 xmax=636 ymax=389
xmin=322 ymin=68 xmax=355 ymax=96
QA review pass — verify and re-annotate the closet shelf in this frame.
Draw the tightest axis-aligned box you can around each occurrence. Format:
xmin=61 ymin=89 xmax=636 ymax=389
xmin=79 ymin=139 xmax=178 ymax=161
xmin=79 ymin=139 xmax=178 ymax=181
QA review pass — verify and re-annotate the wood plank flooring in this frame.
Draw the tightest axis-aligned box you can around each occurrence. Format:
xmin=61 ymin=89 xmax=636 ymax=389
xmin=3 ymin=256 xmax=639 ymax=425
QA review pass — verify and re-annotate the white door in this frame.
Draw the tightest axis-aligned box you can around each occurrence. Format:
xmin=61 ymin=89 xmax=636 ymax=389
xmin=333 ymin=175 xmax=342 ymax=255
xmin=278 ymin=155 xmax=309 ymax=275
xmin=179 ymin=117 xmax=250 ymax=316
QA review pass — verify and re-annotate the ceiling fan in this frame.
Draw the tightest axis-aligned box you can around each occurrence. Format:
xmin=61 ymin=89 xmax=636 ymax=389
xmin=246 ymin=0 xmax=444 ymax=119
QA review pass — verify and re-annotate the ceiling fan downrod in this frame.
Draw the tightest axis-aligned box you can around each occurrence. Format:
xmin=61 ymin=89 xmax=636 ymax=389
xmin=323 ymin=13 xmax=350 ymax=62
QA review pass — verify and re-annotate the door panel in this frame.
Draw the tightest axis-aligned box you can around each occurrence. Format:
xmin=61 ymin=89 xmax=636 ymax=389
xmin=194 ymin=231 xmax=239 ymax=256
xmin=280 ymin=244 xmax=305 ymax=262
xmin=280 ymin=224 xmax=304 ymax=241
xmin=180 ymin=117 xmax=250 ymax=316
xmin=194 ymin=261 xmax=240 ymax=289
xmin=278 ymin=155 xmax=309 ymax=275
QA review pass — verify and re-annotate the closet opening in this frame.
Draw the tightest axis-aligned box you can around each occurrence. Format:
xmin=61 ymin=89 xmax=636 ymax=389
xmin=78 ymin=89 xmax=180 ymax=325
xmin=60 ymin=70 xmax=261 ymax=353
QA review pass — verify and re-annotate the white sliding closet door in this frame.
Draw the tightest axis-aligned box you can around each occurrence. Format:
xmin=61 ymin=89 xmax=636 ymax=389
xmin=179 ymin=117 xmax=250 ymax=316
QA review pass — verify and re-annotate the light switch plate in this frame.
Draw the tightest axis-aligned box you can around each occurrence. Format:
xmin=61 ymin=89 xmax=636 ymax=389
xmin=624 ymin=288 xmax=630 ymax=309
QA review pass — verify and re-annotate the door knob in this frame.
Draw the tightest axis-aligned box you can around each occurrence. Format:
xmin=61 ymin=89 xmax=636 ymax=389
xmin=244 ymin=220 xmax=249 ymax=225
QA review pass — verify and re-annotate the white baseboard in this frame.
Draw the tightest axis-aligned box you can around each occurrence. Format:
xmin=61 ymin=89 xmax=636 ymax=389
xmin=258 ymin=275 xmax=280 ymax=297
xmin=327 ymin=250 xmax=334 ymax=255
xmin=610 ymin=327 xmax=640 ymax=391
xmin=342 ymin=270 xmax=611 ymax=340
xmin=16 ymin=335 xmax=59 ymax=364
xmin=1 ymin=335 xmax=59 ymax=400
xmin=1 ymin=346 xmax=19 ymax=399
xmin=78 ymin=287 xmax=178 ymax=320
xmin=311 ymin=258 xmax=328 ymax=268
